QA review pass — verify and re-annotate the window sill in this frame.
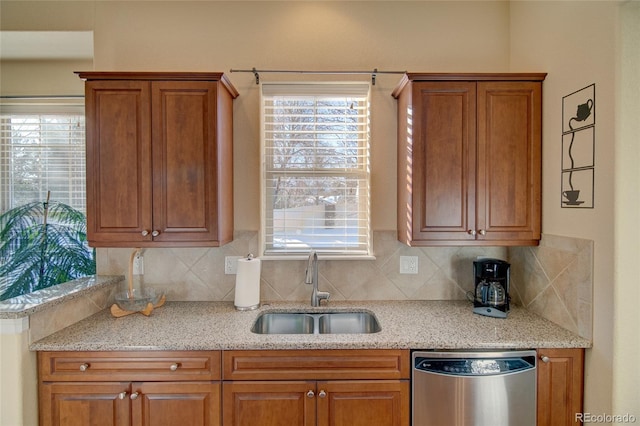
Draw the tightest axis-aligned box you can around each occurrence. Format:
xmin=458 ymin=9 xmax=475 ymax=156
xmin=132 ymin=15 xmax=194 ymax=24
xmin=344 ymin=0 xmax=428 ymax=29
xmin=259 ymin=255 xmax=376 ymax=261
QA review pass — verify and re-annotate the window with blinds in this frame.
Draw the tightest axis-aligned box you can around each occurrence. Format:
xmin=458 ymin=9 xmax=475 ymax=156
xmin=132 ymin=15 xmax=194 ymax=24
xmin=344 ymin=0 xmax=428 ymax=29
xmin=261 ymin=83 xmax=371 ymax=256
xmin=0 ymin=100 xmax=86 ymax=214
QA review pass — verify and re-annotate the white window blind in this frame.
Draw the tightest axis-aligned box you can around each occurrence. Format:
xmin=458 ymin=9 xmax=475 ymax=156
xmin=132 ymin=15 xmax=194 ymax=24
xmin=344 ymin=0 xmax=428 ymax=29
xmin=0 ymin=98 xmax=86 ymax=213
xmin=261 ymin=83 xmax=371 ymax=256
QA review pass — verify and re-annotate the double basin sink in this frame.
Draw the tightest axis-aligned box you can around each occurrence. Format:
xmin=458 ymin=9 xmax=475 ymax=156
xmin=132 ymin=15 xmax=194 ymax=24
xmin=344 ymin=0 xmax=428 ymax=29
xmin=251 ymin=310 xmax=381 ymax=335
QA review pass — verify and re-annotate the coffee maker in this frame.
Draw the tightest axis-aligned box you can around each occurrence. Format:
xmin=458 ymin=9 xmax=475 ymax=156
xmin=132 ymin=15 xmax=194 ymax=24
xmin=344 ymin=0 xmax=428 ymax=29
xmin=473 ymin=259 xmax=510 ymax=318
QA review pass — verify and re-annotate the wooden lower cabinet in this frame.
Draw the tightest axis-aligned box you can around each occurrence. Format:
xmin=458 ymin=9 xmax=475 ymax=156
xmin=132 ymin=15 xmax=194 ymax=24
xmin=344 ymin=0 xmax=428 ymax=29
xmin=222 ymin=349 xmax=410 ymax=426
xmin=38 ymin=351 xmax=221 ymax=426
xmin=39 ymin=347 xmax=585 ymax=425
xmin=133 ymin=382 xmax=219 ymax=426
xmin=40 ymin=381 xmax=219 ymax=426
xmin=537 ymin=348 xmax=585 ymax=426
xmin=39 ymin=382 xmax=130 ymax=426
xmin=317 ymin=380 xmax=408 ymax=426
xmin=222 ymin=380 xmax=408 ymax=426
xmin=223 ymin=381 xmax=316 ymax=426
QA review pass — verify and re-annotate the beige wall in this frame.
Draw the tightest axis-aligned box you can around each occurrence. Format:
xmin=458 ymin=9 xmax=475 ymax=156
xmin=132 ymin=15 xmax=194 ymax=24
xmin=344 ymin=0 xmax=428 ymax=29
xmin=0 ymin=325 xmax=37 ymax=426
xmin=614 ymin=0 xmax=640 ymax=420
xmin=510 ymin=0 xmax=639 ymax=421
xmin=0 ymin=60 xmax=90 ymax=97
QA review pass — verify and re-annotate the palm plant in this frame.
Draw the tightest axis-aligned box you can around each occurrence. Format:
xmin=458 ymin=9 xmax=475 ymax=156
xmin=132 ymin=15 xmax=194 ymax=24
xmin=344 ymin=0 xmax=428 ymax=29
xmin=0 ymin=193 xmax=95 ymax=301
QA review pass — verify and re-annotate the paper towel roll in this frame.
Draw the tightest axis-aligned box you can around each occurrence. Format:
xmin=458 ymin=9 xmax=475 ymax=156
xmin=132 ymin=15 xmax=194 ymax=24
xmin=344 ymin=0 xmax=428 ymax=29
xmin=234 ymin=256 xmax=261 ymax=310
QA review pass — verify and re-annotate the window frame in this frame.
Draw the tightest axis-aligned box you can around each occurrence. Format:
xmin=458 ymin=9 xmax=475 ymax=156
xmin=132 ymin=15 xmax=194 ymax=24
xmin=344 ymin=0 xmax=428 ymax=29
xmin=0 ymin=97 xmax=86 ymax=214
xmin=259 ymin=82 xmax=373 ymax=259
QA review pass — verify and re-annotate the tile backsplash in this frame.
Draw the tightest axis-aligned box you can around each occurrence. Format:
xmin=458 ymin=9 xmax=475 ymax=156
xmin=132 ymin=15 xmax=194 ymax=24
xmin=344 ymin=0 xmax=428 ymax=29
xmin=509 ymin=234 xmax=593 ymax=340
xmin=96 ymin=231 xmax=508 ymax=302
xmin=97 ymin=231 xmax=592 ymax=339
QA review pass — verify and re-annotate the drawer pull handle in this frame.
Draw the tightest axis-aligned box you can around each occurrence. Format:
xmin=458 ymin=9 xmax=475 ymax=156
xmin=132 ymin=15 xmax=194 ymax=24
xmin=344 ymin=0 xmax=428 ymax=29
xmin=169 ymin=363 xmax=179 ymax=371
xmin=318 ymin=390 xmax=327 ymax=398
xmin=306 ymin=390 xmax=315 ymax=398
xmin=79 ymin=363 xmax=89 ymax=372
xmin=118 ymin=392 xmax=127 ymax=400
xmin=151 ymin=230 xmax=160 ymax=237
xmin=478 ymin=229 xmax=486 ymax=236
xmin=540 ymin=355 xmax=550 ymax=363
xmin=141 ymin=230 xmax=149 ymax=237
xmin=468 ymin=229 xmax=477 ymax=236
xmin=130 ymin=392 xmax=139 ymax=400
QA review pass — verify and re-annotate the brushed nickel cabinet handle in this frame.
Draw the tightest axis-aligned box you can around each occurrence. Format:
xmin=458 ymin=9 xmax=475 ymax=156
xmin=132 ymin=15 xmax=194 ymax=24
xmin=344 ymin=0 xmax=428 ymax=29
xmin=79 ymin=363 xmax=89 ymax=372
xmin=318 ymin=390 xmax=327 ymax=398
xmin=151 ymin=230 xmax=160 ymax=237
xmin=468 ymin=230 xmax=477 ymax=236
xmin=130 ymin=392 xmax=139 ymax=400
xmin=118 ymin=392 xmax=127 ymax=400
xmin=170 ymin=363 xmax=179 ymax=371
xmin=540 ymin=355 xmax=550 ymax=363
xmin=141 ymin=230 xmax=149 ymax=237
xmin=478 ymin=229 xmax=486 ymax=235
xmin=306 ymin=390 xmax=315 ymax=398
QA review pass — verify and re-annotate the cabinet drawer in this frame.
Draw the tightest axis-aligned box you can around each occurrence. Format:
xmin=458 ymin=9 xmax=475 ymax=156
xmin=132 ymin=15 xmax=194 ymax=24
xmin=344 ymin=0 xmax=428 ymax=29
xmin=223 ymin=349 xmax=410 ymax=380
xmin=39 ymin=351 xmax=221 ymax=381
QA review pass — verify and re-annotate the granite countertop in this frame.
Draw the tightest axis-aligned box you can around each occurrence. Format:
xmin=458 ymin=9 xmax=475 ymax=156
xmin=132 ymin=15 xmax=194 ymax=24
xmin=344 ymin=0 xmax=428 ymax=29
xmin=30 ymin=300 xmax=591 ymax=351
xmin=0 ymin=276 xmax=122 ymax=319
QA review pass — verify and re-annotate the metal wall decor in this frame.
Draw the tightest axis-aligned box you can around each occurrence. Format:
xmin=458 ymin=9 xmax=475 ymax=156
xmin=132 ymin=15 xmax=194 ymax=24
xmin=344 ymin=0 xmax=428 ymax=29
xmin=561 ymin=84 xmax=595 ymax=208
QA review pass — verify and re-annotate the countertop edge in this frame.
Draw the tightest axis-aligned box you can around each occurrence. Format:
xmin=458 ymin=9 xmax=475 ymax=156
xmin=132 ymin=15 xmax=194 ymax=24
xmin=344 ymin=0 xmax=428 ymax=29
xmin=0 ymin=275 xmax=123 ymax=319
xmin=29 ymin=300 xmax=592 ymax=352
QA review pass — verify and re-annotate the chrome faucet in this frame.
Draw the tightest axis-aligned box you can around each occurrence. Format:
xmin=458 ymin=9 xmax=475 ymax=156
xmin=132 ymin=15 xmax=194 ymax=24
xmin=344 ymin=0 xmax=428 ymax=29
xmin=305 ymin=250 xmax=330 ymax=307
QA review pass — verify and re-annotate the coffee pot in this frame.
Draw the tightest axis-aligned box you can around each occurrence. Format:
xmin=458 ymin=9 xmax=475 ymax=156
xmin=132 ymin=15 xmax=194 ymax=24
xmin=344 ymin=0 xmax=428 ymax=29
xmin=473 ymin=259 xmax=510 ymax=318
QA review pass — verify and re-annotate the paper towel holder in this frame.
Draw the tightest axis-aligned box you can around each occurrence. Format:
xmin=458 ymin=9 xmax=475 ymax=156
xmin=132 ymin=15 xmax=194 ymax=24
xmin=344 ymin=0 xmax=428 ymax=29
xmin=234 ymin=253 xmax=261 ymax=311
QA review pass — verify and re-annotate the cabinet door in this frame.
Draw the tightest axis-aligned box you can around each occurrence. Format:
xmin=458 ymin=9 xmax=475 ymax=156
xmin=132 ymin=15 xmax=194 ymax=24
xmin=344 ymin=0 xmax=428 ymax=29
xmin=476 ymin=82 xmax=542 ymax=244
xmin=409 ymin=82 xmax=477 ymax=243
xmin=537 ymin=348 xmax=584 ymax=426
xmin=317 ymin=380 xmax=409 ymax=426
xmin=222 ymin=381 xmax=316 ymax=426
xmin=132 ymin=381 xmax=220 ymax=426
xmin=39 ymin=382 xmax=131 ymax=426
xmin=150 ymin=81 xmax=219 ymax=243
xmin=85 ymin=80 xmax=153 ymax=245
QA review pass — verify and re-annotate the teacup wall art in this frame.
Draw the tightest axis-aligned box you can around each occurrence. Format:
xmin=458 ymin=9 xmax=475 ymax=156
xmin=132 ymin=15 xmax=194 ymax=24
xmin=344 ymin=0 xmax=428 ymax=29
xmin=562 ymin=84 xmax=595 ymax=208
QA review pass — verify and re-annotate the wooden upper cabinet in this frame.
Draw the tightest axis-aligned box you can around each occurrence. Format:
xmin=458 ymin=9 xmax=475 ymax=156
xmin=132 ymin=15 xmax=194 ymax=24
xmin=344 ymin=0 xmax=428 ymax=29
xmin=393 ymin=73 xmax=545 ymax=246
xmin=78 ymin=72 xmax=238 ymax=247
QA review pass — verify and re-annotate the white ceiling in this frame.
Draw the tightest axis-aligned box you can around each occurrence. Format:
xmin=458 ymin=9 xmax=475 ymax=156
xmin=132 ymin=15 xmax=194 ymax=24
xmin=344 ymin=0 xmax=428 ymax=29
xmin=0 ymin=31 xmax=93 ymax=60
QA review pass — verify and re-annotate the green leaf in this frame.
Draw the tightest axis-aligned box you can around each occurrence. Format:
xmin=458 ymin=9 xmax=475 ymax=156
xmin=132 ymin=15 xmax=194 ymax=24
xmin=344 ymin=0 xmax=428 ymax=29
xmin=0 ymin=199 xmax=96 ymax=301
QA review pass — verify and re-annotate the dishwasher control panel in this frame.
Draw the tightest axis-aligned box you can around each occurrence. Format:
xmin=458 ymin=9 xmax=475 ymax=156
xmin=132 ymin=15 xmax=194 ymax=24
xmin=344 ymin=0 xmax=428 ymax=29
xmin=415 ymin=356 xmax=535 ymax=376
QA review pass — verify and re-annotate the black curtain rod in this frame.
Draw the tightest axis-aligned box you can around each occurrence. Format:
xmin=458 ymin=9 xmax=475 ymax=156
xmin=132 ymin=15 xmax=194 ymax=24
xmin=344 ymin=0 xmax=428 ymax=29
xmin=229 ymin=68 xmax=406 ymax=85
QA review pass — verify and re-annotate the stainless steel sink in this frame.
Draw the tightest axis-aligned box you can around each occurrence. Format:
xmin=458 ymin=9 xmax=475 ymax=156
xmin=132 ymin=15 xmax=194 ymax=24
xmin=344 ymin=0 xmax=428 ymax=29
xmin=251 ymin=312 xmax=315 ymax=334
xmin=317 ymin=312 xmax=381 ymax=334
xmin=251 ymin=311 xmax=381 ymax=334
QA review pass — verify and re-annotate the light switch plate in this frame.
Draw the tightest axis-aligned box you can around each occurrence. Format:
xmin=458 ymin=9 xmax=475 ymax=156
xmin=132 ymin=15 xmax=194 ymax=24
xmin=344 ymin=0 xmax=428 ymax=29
xmin=225 ymin=256 xmax=242 ymax=275
xmin=400 ymin=256 xmax=418 ymax=274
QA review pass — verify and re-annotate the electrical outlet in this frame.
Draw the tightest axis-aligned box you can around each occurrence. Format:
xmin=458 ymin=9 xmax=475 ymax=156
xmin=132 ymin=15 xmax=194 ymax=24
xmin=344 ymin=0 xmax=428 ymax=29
xmin=225 ymin=256 xmax=242 ymax=275
xmin=400 ymin=256 xmax=418 ymax=274
xmin=133 ymin=254 xmax=144 ymax=275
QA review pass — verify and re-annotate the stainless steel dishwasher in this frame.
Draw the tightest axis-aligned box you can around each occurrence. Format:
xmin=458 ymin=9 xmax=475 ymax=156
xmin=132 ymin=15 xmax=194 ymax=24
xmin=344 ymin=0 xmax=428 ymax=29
xmin=412 ymin=350 xmax=536 ymax=426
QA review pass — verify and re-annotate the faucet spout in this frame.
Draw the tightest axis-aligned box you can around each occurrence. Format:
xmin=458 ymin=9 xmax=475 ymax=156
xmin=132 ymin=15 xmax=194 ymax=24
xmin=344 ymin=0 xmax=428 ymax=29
xmin=305 ymin=250 xmax=330 ymax=307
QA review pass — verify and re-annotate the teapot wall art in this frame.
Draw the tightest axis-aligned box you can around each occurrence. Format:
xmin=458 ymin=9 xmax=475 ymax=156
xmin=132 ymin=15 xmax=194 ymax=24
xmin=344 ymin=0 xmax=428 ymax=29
xmin=561 ymin=83 xmax=595 ymax=208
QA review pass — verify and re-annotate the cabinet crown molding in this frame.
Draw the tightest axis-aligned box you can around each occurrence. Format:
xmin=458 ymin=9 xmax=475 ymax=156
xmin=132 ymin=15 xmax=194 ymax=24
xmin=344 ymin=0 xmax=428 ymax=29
xmin=392 ymin=72 xmax=547 ymax=98
xmin=75 ymin=71 xmax=239 ymax=98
